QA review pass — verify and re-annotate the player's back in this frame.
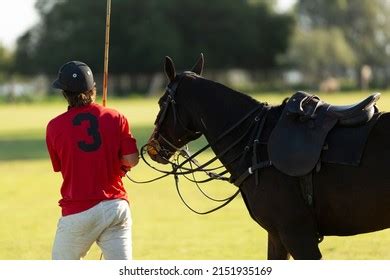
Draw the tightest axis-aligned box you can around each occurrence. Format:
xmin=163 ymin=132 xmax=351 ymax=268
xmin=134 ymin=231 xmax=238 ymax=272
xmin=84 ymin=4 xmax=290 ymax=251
xmin=46 ymin=103 xmax=129 ymax=215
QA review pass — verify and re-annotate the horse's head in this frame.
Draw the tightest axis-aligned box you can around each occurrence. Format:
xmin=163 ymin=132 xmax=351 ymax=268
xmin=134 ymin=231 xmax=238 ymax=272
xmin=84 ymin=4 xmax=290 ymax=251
xmin=147 ymin=54 xmax=205 ymax=164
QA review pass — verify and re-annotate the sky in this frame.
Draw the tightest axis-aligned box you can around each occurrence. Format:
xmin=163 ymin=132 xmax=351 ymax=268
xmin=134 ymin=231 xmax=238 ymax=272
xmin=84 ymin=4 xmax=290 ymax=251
xmin=0 ymin=0 xmax=296 ymax=50
xmin=276 ymin=0 xmax=297 ymax=13
xmin=0 ymin=0 xmax=39 ymax=49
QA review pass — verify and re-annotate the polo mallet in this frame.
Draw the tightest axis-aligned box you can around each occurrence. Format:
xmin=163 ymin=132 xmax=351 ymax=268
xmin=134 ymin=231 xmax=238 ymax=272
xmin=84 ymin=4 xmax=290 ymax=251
xmin=100 ymin=0 xmax=112 ymax=260
xmin=102 ymin=0 xmax=112 ymax=107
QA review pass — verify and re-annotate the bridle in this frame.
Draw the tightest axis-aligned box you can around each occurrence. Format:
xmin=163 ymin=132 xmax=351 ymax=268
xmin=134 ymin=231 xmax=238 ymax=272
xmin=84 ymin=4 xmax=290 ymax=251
xmin=153 ymin=72 xmax=202 ymax=155
xmin=128 ymin=72 xmax=272 ymax=214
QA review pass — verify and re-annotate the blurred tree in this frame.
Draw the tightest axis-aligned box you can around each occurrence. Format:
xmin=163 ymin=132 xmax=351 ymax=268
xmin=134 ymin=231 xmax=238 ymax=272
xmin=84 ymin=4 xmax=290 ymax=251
xmin=0 ymin=43 xmax=12 ymax=81
xmin=296 ymin=0 xmax=390 ymax=76
xmin=17 ymin=0 xmax=106 ymax=75
xmin=13 ymin=30 xmax=40 ymax=75
xmin=161 ymin=0 xmax=294 ymax=70
xmin=285 ymin=28 xmax=356 ymax=83
xmin=14 ymin=0 xmax=294 ymax=92
xmin=109 ymin=0 xmax=181 ymax=74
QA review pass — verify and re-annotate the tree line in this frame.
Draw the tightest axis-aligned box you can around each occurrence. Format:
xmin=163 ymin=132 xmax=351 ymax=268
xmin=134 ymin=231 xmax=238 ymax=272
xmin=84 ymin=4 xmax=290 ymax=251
xmin=13 ymin=0 xmax=293 ymax=76
xmin=290 ymin=0 xmax=390 ymax=89
xmin=2 ymin=0 xmax=390 ymax=92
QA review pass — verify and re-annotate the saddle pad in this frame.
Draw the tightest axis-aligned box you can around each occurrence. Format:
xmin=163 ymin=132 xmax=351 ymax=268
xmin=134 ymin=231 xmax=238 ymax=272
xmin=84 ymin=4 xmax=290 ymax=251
xmin=268 ymin=105 xmax=338 ymax=176
xmin=321 ymin=113 xmax=381 ymax=166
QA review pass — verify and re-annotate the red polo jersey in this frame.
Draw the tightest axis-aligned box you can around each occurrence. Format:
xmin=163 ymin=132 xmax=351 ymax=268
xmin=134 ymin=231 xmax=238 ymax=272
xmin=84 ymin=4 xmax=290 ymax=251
xmin=46 ymin=103 xmax=138 ymax=216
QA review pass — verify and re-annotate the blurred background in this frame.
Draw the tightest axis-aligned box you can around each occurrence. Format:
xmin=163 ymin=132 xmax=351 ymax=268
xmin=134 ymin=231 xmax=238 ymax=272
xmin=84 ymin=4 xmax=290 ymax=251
xmin=0 ymin=0 xmax=389 ymax=260
xmin=1 ymin=0 xmax=390 ymax=100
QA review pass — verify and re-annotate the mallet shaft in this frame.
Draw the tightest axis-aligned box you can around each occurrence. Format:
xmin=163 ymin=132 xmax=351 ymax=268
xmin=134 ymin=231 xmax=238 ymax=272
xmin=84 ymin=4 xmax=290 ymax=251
xmin=102 ymin=0 xmax=112 ymax=107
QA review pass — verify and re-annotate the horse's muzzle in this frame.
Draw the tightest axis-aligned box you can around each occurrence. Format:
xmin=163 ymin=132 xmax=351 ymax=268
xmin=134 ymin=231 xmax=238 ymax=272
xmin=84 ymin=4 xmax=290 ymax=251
xmin=146 ymin=138 xmax=171 ymax=164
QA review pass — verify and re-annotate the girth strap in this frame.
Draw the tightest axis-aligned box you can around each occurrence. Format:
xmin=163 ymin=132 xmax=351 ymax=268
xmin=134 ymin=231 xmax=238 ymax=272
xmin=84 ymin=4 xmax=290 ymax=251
xmin=299 ymin=173 xmax=314 ymax=206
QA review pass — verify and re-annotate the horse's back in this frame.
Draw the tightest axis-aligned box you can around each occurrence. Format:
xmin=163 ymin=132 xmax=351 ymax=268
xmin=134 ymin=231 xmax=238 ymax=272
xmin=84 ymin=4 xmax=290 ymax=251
xmin=314 ymin=112 xmax=390 ymax=235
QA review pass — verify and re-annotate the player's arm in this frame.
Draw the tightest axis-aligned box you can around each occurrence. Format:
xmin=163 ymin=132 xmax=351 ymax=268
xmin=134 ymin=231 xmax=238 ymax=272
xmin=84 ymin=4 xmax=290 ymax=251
xmin=121 ymin=152 xmax=139 ymax=168
xmin=46 ymin=123 xmax=61 ymax=172
xmin=119 ymin=114 xmax=139 ymax=175
xmin=120 ymin=152 xmax=139 ymax=176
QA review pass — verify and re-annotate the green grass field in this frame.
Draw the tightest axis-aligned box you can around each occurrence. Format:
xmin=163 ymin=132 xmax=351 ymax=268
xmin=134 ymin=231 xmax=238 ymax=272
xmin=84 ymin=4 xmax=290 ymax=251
xmin=0 ymin=92 xmax=389 ymax=260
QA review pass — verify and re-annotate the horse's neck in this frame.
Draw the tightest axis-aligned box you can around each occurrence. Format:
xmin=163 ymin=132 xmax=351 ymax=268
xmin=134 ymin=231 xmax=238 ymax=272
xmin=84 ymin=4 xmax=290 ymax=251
xmin=195 ymin=80 xmax=259 ymax=140
xmin=192 ymin=80 xmax=283 ymax=177
xmin=193 ymin=80 xmax=261 ymax=170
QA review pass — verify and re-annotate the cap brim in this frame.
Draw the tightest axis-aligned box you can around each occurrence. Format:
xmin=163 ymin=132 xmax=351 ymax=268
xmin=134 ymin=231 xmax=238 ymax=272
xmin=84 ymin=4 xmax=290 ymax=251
xmin=52 ymin=79 xmax=65 ymax=90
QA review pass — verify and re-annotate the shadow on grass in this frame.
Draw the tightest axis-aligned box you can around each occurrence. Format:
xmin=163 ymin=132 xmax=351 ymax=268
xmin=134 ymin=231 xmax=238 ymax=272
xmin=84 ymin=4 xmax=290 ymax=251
xmin=0 ymin=139 xmax=47 ymax=161
xmin=0 ymin=125 xmax=209 ymax=161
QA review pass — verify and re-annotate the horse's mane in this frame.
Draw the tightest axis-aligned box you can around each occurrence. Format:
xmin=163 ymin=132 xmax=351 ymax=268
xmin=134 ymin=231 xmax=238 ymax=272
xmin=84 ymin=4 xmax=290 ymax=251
xmin=193 ymin=75 xmax=287 ymax=116
xmin=193 ymin=76 xmax=259 ymax=105
xmin=179 ymin=73 xmax=288 ymax=137
xmin=190 ymin=74 xmax=288 ymax=107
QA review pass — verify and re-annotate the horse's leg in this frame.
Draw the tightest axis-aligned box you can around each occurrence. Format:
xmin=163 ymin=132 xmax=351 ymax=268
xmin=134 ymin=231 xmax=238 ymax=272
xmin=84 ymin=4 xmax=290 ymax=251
xmin=267 ymin=233 xmax=289 ymax=260
xmin=279 ymin=229 xmax=322 ymax=260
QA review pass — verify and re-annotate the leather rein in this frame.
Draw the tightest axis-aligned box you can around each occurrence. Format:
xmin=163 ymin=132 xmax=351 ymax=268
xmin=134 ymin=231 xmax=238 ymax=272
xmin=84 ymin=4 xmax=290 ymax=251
xmin=127 ymin=72 xmax=272 ymax=214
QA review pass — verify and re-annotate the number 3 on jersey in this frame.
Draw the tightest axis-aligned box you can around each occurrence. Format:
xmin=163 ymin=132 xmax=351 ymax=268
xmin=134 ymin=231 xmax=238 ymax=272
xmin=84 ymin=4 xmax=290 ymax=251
xmin=73 ymin=113 xmax=102 ymax=152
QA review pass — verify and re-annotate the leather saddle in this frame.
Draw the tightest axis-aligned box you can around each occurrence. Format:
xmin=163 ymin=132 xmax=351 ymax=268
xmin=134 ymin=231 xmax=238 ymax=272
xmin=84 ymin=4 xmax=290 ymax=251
xmin=268 ymin=91 xmax=380 ymax=176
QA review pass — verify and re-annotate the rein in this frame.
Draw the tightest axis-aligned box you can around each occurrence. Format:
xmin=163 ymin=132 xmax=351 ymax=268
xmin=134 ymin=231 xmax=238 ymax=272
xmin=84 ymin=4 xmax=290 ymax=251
xmin=127 ymin=73 xmax=271 ymax=214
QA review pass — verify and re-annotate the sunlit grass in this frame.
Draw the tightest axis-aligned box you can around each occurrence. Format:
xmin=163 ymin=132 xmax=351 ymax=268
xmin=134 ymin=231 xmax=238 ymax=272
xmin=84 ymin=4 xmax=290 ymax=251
xmin=0 ymin=91 xmax=389 ymax=259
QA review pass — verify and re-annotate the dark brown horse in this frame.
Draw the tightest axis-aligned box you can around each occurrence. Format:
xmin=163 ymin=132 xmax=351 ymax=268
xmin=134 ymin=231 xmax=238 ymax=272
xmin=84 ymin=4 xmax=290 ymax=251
xmin=147 ymin=54 xmax=390 ymax=259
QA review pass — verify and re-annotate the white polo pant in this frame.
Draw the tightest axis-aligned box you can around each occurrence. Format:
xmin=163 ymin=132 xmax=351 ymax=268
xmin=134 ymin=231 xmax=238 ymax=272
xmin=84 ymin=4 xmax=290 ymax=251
xmin=52 ymin=199 xmax=132 ymax=260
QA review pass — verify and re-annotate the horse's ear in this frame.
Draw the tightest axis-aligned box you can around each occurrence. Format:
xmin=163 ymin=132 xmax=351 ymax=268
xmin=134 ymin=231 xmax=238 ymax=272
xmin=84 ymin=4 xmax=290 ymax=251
xmin=191 ymin=53 xmax=204 ymax=76
xmin=164 ymin=56 xmax=176 ymax=82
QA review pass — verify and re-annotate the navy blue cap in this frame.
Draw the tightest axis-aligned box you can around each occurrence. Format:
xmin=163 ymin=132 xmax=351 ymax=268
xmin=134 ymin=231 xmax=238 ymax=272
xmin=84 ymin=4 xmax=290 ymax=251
xmin=52 ymin=61 xmax=95 ymax=93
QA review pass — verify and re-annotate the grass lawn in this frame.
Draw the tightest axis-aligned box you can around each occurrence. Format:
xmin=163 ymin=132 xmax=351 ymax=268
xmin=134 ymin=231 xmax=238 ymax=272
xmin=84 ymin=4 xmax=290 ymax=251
xmin=0 ymin=91 xmax=389 ymax=259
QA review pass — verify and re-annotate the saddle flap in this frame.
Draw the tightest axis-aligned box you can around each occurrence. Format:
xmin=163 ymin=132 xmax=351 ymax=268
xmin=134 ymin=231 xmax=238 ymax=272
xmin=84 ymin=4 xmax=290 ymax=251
xmin=268 ymin=92 xmax=337 ymax=176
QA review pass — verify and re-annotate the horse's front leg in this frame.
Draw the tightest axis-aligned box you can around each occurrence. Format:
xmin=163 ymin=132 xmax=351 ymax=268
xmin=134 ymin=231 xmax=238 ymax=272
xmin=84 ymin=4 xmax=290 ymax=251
xmin=267 ymin=232 xmax=289 ymax=260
